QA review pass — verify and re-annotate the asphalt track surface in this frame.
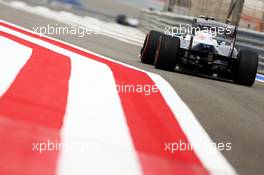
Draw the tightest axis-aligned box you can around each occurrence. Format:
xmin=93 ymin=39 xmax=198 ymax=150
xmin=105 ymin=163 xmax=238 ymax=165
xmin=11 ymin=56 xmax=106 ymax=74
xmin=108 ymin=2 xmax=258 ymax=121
xmin=0 ymin=2 xmax=264 ymax=175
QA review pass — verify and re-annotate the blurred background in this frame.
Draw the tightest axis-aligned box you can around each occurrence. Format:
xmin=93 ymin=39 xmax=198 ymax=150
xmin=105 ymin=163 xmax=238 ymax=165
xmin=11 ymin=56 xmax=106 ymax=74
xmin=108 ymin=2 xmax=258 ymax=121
xmin=8 ymin=0 xmax=263 ymax=31
xmin=111 ymin=0 xmax=264 ymax=32
xmin=73 ymin=0 xmax=264 ymax=31
xmin=165 ymin=0 xmax=264 ymax=31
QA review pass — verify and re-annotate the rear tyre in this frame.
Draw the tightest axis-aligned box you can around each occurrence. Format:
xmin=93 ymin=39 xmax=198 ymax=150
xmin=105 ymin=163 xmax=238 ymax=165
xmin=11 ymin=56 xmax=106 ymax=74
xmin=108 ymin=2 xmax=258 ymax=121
xmin=141 ymin=30 xmax=163 ymax=64
xmin=154 ymin=35 xmax=180 ymax=71
xmin=234 ymin=50 xmax=259 ymax=86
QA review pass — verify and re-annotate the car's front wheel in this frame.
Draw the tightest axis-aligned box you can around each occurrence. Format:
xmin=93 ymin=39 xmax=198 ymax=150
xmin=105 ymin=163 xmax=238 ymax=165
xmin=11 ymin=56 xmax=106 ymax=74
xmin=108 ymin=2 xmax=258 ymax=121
xmin=234 ymin=50 xmax=259 ymax=86
xmin=154 ymin=35 xmax=180 ymax=71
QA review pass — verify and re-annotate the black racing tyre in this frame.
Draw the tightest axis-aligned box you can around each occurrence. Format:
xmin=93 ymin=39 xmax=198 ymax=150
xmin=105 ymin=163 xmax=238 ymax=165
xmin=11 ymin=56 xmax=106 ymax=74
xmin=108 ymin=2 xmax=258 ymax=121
xmin=154 ymin=35 xmax=180 ymax=71
xmin=234 ymin=50 xmax=259 ymax=86
xmin=141 ymin=30 xmax=163 ymax=64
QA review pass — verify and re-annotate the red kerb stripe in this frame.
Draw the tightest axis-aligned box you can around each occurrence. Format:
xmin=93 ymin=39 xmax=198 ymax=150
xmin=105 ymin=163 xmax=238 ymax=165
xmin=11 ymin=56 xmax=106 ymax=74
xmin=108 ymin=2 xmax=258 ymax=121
xmin=0 ymin=31 xmax=71 ymax=175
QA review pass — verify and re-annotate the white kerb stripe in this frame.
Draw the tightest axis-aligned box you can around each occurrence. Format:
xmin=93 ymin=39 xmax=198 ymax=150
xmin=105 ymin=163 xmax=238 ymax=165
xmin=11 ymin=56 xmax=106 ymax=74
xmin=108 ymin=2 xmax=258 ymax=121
xmin=56 ymin=55 xmax=143 ymax=175
xmin=148 ymin=72 xmax=237 ymax=175
xmin=0 ymin=36 xmax=32 ymax=97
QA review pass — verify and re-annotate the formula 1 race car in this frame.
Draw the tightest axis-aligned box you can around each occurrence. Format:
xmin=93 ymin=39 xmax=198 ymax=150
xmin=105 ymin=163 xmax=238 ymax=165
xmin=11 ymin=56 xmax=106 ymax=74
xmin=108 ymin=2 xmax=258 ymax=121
xmin=116 ymin=14 xmax=139 ymax=27
xmin=140 ymin=17 xmax=259 ymax=86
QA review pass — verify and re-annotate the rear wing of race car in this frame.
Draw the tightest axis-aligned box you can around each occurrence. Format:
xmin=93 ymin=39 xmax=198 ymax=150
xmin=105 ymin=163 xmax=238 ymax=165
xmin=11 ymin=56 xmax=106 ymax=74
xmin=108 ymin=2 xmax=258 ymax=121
xmin=192 ymin=17 xmax=237 ymax=39
xmin=188 ymin=17 xmax=237 ymax=57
